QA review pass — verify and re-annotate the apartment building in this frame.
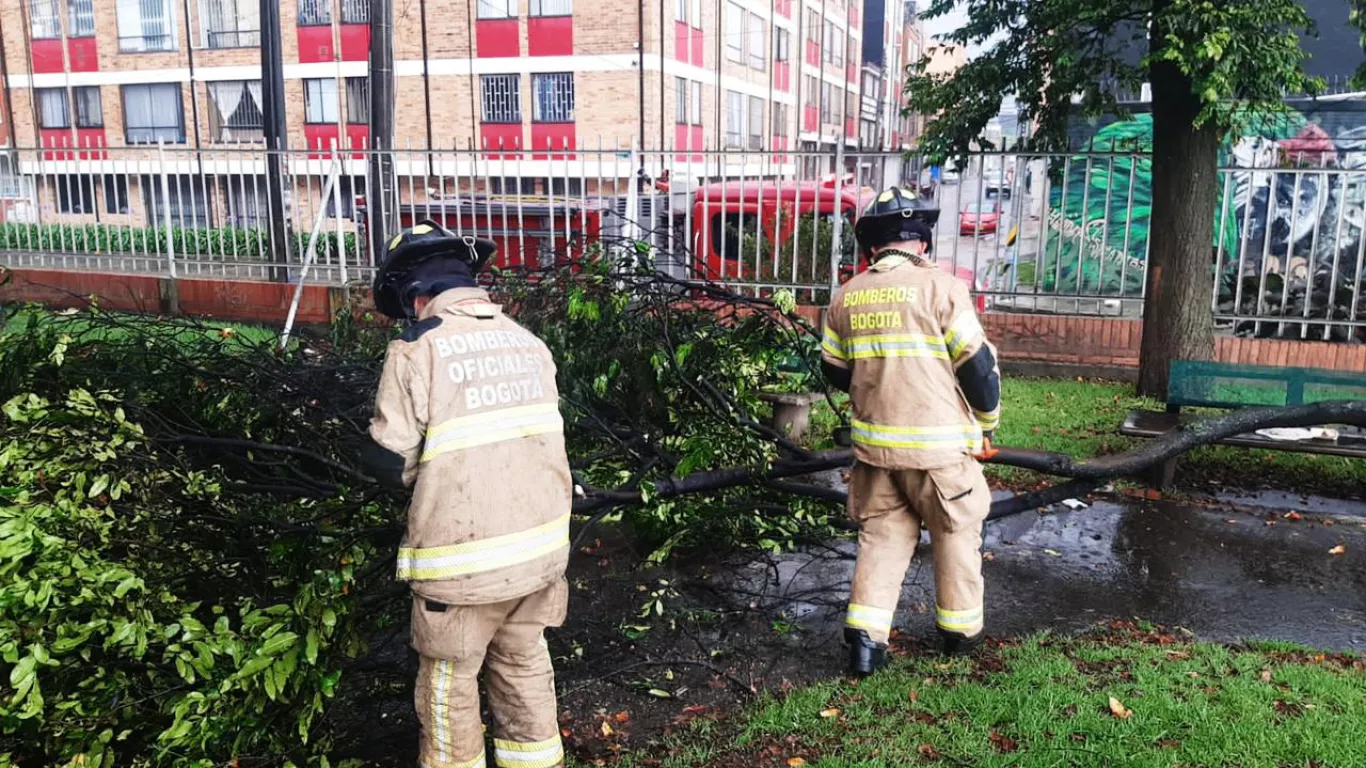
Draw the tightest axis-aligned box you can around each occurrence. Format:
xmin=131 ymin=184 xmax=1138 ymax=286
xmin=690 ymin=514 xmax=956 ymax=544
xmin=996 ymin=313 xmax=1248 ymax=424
xmin=0 ymin=0 xmax=870 ymax=230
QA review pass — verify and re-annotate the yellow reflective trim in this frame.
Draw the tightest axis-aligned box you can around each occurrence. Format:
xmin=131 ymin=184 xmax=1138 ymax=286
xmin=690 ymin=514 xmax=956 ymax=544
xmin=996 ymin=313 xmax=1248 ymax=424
xmin=851 ymin=421 xmax=983 ymax=451
xmin=396 ymin=514 xmax=571 ymax=580
xmin=421 ymin=422 xmax=562 ymax=462
xmin=493 ymin=736 xmax=564 ymax=768
xmin=821 ymin=325 xmax=845 ymax=360
xmin=974 ymin=408 xmax=1000 ymax=430
xmin=412 ymin=224 xmax=434 ymax=235
xmin=851 ymin=420 xmax=980 ymax=436
xmin=427 ymin=403 xmax=561 ymax=439
xmin=944 ymin=312 xmax=985 ymax=361
xmin=845 ymin=333 xmax=950 ymax=361
xmin=878 ymin=189 xmax=895 ymax=202
xmin=390 ymin=233 xmax=404 ymax=251
xmin=845 ymin=603 xmax=894 ymax=632
xmin=935 ymin=604 xmax=983 ymax=632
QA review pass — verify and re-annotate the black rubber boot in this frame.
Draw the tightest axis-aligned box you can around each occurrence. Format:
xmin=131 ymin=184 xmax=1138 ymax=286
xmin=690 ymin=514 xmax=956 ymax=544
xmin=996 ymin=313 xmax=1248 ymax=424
xmin=939 ymin=629 xmax=984 ymax=657
xmin=844 ymin=628 xmax=888 ymax=677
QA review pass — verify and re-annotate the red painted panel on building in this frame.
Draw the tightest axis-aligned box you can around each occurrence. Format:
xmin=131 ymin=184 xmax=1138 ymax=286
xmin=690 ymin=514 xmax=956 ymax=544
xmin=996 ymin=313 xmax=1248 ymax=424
xmin=803 ymin=105 xmax=818 ymax=132
xmin=777 ymin=0 xmax=792 ymax=18
xmin=304 ymin=124 xmax=368 ymax=158
xmin=806 ymin=40 xmax=820 ymax=66
xmin=691 ymin=28 xmax=704 ymax=64
xmin=480 ymin=123 xmax=523 ymax=158
xmin=37 ymin=128 xmax=105 ymax=160
xmin=775 ymin=62 xmax=791 ymax=92
xmin=846 ymin=118 xmax=856 ymax=138
xmin=68 ymin=38 xmax=98 ymax=71
xmin=476 ymin=19 xmax=520 ymax=58
xmin=772 ymin=135 xmax=788 ymax=164
xmin=531 ymin=123 xmax=575 ymax=159
xmin=674 ymin=21 xmax=691 ymax=63
xmin=848 ymin=4 xmax=858 ymax=28
xmin=296 ymin=25 xmax=335 ymax=63
xmin=529 ymin=16 xmax=573 ymax=56
xmin=848 ymin=61 xmax=857 ymax=84
xmin=31 ymin=40 xmax=64 ymax=74
xmin=339 ymin=24 xmax=371 ymax=61
xmin=346 ymin=125 xmax=370 ymax=153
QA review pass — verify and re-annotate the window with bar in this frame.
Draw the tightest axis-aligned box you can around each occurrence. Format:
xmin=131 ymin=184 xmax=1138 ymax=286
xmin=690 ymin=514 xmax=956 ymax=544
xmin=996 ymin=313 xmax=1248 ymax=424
xmin=116 ymin=0 xmax=178 ymax=52
xmin=823 ymin=21 xmax=833 ymax=62
xmin=325 ymin=177 xmax=361 ymax=218
xmin=68 ymin=0 xmax=96 ymax=37
xmin=747 ymin=13 xmax=765 ymax=70
xmin=0 ymin=156 xmax=27 ymax=200
xmin=223 ymin=177 xmax=265 ymax=227
xmin=29 ymin=0 xmax=60 ymax=39
xmin=476 ymin=0 xmax=515 ymax=19
xmin=675 ymin=0 xmax=686 ymax=23
xmin=480 ymin=74 xmax=522 ymax=124
xmin=341 ymin=0 xmax=368 ymax=23
xmin=303 ymin=78 xmax=338 ymax=124
xmin=775 ymin=27 xmax=790 ymax=62
xmin=832 ymin=31 xmax=843 ymax=67
xmin=123 ymin=83 xmax=185 ymax=142
xmin=206 ymin=80 xmax=263 ymax=141
xmin=105 ymin=176 xmax=129 ymax=214
xmin=820 ymin=82 xmax=832 ymax=123
xmin=690 ymin=81 xmax=702 ymax=126
xmin=725 ymin=3 xmax=743 ymax=63
xmin=545 ymin=177 xmax=583 ymax=197
xmin=690 ymin=0 xmax=701 ymax=26
xmin=724 ymin=90 xmax=743 ymax=148
xmin=530 ymin=0 xmax=570 ymax=16
xmin=142 ymin=174 xmax=211 ymax=228
xmin=747 ymin=96 xmax=763 ymax=150
xmin=807 ymin=10 xmax=819 ymax=41
xmin=490 ymin=177 xmax=536 ymax=195
xmin=74 ymin=86 xmax=102 ymax=127
xmin=55 ymin=175 xmax=98 ymax=214
xmin=675 ymin=76 xmax=688 ymax=124
xmin=773 ymin=102 xmax=788 ymax=137
xmin=201 ymin=0 xmax=259 ymax=47
xmin=346 ymin=77 xmax=369 ymax=123
xmin=805 ymin=75 xmax=818 ymax=110
xmin=532 ymin=73 xmax=573 ymax=123
xmin=297 ymin=0 xmax=328 ymax=26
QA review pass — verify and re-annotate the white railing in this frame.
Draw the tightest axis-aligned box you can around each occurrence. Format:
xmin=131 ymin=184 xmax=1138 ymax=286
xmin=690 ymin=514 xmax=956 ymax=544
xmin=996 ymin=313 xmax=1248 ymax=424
xmin=0 ymin=138 xmax=1363 ymax=341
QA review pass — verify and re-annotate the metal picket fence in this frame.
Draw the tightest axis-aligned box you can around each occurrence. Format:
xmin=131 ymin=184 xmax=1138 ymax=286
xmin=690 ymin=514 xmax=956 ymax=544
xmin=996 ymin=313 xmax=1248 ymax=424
xmin=1 ymin=137 xmax=1364 ymax=340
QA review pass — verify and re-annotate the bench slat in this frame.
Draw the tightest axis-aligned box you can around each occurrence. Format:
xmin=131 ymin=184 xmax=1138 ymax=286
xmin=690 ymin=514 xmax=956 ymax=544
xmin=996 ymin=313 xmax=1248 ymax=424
xmin=1120 ymin=409 xmax=1366 ymax=459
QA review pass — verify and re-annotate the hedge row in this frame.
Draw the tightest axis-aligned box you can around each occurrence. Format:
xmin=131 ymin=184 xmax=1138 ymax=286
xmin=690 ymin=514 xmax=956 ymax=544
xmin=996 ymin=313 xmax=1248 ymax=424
xmin=0 ymin=222 xmax=361 ymax=262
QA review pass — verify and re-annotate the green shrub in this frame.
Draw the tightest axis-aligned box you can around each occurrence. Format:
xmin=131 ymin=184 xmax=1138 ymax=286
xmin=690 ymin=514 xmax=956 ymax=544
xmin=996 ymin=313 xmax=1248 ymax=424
xmin=0 ymin=222 xmax=359 ymax=264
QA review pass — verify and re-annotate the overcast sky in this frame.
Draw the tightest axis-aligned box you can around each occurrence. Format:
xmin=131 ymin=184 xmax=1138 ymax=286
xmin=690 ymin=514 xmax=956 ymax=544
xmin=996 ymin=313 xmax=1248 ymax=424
xmin=921 ymin=3 xmax=994 ymax=58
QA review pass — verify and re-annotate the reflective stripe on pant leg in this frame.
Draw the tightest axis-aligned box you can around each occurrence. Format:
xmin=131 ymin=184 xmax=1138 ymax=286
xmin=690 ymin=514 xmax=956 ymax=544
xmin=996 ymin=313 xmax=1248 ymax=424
xmin=934 ymin=604 xmax=984 ymax=634
xmin=915 ymin=459 xmax=990 ymax=638
xmin=847 ymin=466 xmax=920 ymax=645
xmin=493 ymin=736 xmax=564 ymax=768
xmin=415 ymin=656 xmax=488 ymax=768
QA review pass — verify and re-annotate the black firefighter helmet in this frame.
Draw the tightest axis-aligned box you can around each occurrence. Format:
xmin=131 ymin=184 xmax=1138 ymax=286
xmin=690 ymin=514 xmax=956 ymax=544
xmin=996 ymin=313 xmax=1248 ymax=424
xmin=371 ymin=220 xmax=497 ymax=320
xmin=853 ymin=186 xmax=940 ymax=255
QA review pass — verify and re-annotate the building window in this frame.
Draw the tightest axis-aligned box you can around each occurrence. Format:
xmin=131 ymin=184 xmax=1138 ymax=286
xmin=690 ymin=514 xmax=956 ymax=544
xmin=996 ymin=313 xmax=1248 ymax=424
xmin=116 ymin=0 xmax=177 ymax=52
xmin=691 ymin=0 xmax=701 ymax=26
xmin=823 ymin=21 xmax=833 ymax=62
xmin=206 ymin=80 xmax=263 ymax=142
xmin=476 ymin=0 xmax=516 ymax=19
xmin=0 ymin=156 xmax=27 ymax=200
xmin=846 ymin=90 xmax=856 ymax=121
xmin=68 ymin=0 xmax=96 ymax=37
xmin=773 ymin=103 xmax=788 ymax=137
xmin=724 ymin=90 xmax=743 ymax=148
xmin=122 ymin=83 xmax=185 ymax=143
xmin=298 ymin=0 xmax=328 ymax=25
xmin=201 ymin=0 xmax=259 ymax=47
xmin=832 ymin=30 xmax=844 ymax=67
xmin=325 ymin=177 xmax=361 ymax=218
xmin=55 ymin=175 xmax=97 ymax=214
xmin=303 ymin=78 xmax=338 ymax=124
xmin=747 ymin=13 xmax=765 ymax=70
xmin=775 ymin=27 xmax=790 ymax=62
xmin=143 ymin=175 xmax=211 ymax=228
xmin=346 ymin=77 xmax=369 ymax=123
xmin=675 ymin=0 xmax=686 ymax=23
xmin=480 ymin=74 xmax=522 ymax=124
xmin=805 ymin=75 xmax=818 ymax=111
xmin=675 ymin=77 xmax=688 ymax=124
xmin=807 ymin=9 xmax=819 ymax=42
xmin=490 ymin=177 xmax=536 ymax=195
xmin=341 ymin=0 xmax=368 ymax=23
xmin=725 ymin=3 xmax=743 ymax=63
xmin=74 ymin=86 xmax=102 ymax=127
xmin=37 ymin=89 xmax=71 ymax=129
xmin=104 ymin=176 xmax=130 ymax=214
xmin=29 ymin=0 xmax=60 ymax=39
xmin=820 ymin=82 xmax=832 ymax=123
xmin=545 ymin=177 xmax=584 ymax=197
xmin=532 ymin=73 xmax=574 ymax=123
xmin=223 ymin=176 xmax=265 ymax=227
xmin=747 ymin=96 xmax=763 ymax=150
xmin=690 ymin=81 xmax=702 ymax=126
xmin=530 ymin=0 xmax=570 ymax=16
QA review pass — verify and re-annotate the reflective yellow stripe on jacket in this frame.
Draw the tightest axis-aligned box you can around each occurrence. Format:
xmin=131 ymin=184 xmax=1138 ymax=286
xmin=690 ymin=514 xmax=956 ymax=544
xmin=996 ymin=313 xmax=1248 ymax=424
xmin=396 ymin=513 xmax=571 ymax=581
xmin=822 ymin=325 xmax=845 ymax=361
xmin=944 ymin=312 xmax=985 ymax=363
xmin=422 ymin=402 xmax=563 ymax=463
xmin=851 ymin=420 xmax=983 ymax=452
xmin=845 ymin=333 xmax=949 ymax=361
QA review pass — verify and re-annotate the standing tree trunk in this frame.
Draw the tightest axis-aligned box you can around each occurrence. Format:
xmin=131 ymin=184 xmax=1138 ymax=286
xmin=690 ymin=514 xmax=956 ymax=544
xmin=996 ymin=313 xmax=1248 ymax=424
xmin=1138 ymin=56 xmax=1220 ymax=399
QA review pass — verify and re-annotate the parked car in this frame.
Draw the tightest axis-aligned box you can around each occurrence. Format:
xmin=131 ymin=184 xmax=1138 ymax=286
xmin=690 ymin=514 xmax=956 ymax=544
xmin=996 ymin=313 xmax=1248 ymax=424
xmin=959 ymin=199 xmax=1001 ymax=236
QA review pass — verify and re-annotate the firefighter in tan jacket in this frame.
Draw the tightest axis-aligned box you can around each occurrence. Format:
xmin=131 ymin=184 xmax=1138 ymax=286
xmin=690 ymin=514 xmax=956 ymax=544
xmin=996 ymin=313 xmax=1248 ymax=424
xmin=821 ymin=188 xmax=1002 ymax=676
xmin=364 ymin=221 xmax=572 ymax=768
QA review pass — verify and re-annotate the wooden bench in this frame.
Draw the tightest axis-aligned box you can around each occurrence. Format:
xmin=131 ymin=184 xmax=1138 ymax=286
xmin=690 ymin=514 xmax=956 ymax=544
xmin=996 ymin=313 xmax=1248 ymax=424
xmin=1119 ymin=360 xmax=1366 ymax=486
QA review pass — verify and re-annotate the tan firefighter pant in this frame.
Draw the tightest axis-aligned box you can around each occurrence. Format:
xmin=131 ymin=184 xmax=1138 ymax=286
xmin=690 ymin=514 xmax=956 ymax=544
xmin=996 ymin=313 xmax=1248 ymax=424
xmin=845 ymin=457 xmax=991 ymax=644
xmin=410 ymin=576 xmax=570 ymax=768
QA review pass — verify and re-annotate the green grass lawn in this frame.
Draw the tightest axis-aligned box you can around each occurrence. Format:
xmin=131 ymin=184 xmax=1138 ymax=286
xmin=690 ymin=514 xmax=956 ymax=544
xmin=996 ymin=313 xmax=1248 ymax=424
xmin=2 ymin=307 xmax=284 ymax=350
xmin=810 ymin=377 xmax=1366 ymax=496
xmin=610 ymin=624 xmax=1366 ymax=768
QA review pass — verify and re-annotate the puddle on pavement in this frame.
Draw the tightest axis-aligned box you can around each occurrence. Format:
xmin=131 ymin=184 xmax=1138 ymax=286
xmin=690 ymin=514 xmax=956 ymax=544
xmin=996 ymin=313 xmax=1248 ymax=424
xmin=713 ymin=493 xmax=1366 ymax=652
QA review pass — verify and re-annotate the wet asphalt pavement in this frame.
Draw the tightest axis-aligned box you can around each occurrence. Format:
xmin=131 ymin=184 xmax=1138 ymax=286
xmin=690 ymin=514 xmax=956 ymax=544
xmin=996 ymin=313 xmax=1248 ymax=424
xmin=718 ymin=491 xmax=1366 ymax=653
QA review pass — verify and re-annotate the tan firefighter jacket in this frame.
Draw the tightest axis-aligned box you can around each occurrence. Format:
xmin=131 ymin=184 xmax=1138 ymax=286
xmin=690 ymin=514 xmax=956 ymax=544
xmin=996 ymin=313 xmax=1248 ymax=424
xmin=822 ymin=254 xmax=1000 ymax=470
xmin=369 ymin=287 xmax=572 ymax=605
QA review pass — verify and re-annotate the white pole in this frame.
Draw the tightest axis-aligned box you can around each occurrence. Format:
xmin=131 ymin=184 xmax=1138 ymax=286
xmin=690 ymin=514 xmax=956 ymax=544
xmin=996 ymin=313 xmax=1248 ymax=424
xmin=280 ymin=160 xmax=342 ymax=351
xmin=158 ymin=142 xmax=178 ymax=279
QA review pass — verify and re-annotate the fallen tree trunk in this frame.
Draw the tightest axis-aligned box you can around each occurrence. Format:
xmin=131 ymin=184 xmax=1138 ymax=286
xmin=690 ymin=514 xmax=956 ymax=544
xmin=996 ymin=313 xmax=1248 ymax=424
xmin=574 ymin=400 xmax=1366 ymax=518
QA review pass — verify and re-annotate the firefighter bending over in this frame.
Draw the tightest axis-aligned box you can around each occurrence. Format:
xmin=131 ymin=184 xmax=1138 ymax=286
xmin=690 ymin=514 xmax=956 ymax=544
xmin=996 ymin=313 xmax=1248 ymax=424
xmin=364 ymin=221 xmax=573 ymax=768
xmin=821 ymin=188 xmax=1002 ymax=676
